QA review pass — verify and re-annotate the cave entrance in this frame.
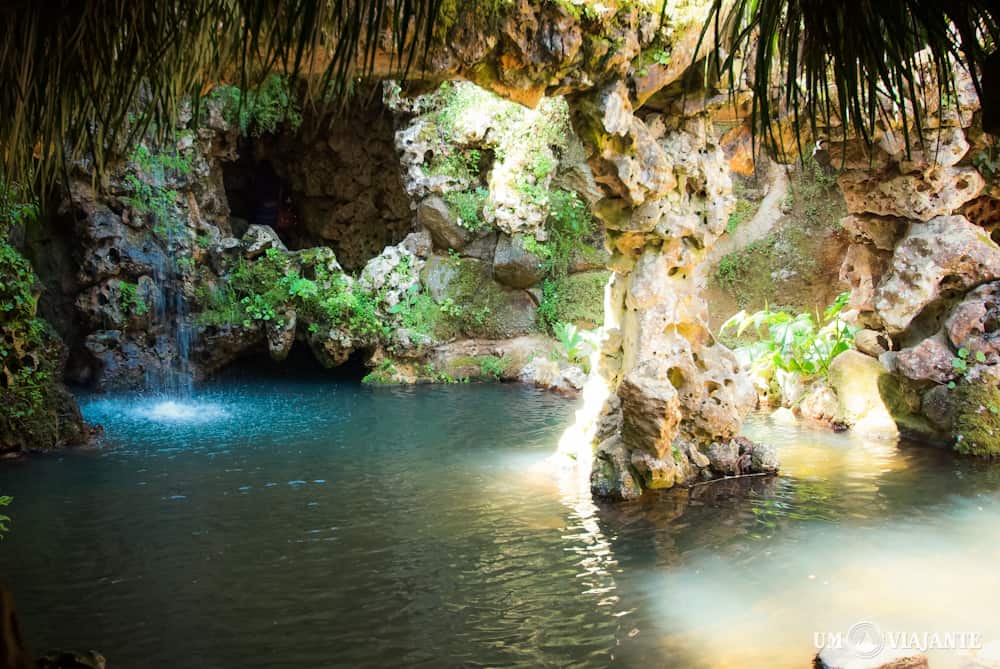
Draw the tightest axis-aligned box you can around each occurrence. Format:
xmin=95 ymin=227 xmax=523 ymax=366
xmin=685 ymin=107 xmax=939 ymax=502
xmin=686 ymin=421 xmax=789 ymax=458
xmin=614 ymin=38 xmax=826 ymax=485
xmin=220 ymin=92 xmax=414 ymax=272
xmin=218 ymin=343 xmax=372 ymax=382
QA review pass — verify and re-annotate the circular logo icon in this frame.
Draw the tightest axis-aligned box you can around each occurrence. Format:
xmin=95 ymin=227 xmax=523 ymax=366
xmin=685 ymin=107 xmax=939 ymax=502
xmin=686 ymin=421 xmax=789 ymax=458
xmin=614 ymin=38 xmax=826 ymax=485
xmin=847 ymin=620 xmax=885 ymax=659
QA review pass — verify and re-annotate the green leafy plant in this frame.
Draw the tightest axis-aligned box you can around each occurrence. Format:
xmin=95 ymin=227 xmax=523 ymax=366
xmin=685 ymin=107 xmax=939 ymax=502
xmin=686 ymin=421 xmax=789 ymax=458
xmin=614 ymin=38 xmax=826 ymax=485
xmin=720 ymin=292 xmax=858 ymax=380
xmin=951 ymin=348 xmax=988 ymax=379
xmin=363 ymin=359 xmax=398 ymax=385
xmin=443 ymin=187 xmax=488 ymax=230
xmin=213 ymin=75 xmax=303 ymax=137
xmin=478 ymin=355 xmax=508 ymax=380
xmin=553 ymin=321 xmax=597 ymax=364
xmin=118 ymin=281 xmax=149 ymax=316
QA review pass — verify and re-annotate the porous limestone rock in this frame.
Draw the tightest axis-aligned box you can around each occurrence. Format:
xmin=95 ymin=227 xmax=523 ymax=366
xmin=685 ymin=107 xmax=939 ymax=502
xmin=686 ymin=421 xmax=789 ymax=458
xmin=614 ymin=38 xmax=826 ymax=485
xmin=945 ymin=281 xmax=1000 ymax=365
xmin=894 ymin=332 xmax=959 ymax=384
xmin=839 ymin=166 xmax=984 ymax=221
xmin=873 ymin=216 xmax=1000 ymax=334
xmin=241 ymin=224 xmax=286 ymax=260
xmin=799 ymin=383 xmax=839 ymax=424
xmin=590 ymin=436 xmax=643 ymax=501
xmin=840 ymin=243 xmax=891 ymax=314
xmin=841 ymin=214 xmax=906 ymax=252
xmin=619 ymin=360 xmax=681 ymax=459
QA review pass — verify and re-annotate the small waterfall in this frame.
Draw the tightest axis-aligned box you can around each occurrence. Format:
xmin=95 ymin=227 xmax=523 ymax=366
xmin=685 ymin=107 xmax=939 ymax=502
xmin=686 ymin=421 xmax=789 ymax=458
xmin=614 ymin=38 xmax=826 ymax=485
xmin=139 ymin=159 xmax=195 ymax=398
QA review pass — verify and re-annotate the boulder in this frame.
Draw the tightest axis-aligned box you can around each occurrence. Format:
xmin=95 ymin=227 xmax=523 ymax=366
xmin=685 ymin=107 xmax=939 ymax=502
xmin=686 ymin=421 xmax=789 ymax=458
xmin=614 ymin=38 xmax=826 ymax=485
xmin=400 ymin=231 xmax=433 ymax=258
xmin=839 ymin=166 xmax=984 ymax=221
xmin=492 ymin=234 xmax=546 ymax=288
xmin=619 ymin=360 xmax=682 ymax=458
xmin=241 ymin=224 xmax=286 ymax=260
xmin=800 ymin=383 xmax=839 ymax=424
xmin=629 ymin=450 xmax=677 ymax=489
xmin=841 ymin=214 xmax=906 ymax=252
xmin=894 ymin=333 xmax=959 ymax=384
xmin=418 ymin=196 xmax=473 ymax=251
xmin=749 ymin=441 xmax=780 ymax=474
xmin=855 ymin=329 xmax=893 ymax=358
xmin=873 ymin=216 xmax=1000 ymax=334
xmin=36 ymin=650 xmax=107 ymax=669
xmin=705 ymin=440 xmax=739 ymax=476
xmin=945 ymin=282 xmax=1000 ymax=365
xmin=828 ymin=351 xmax=899 ymax=436
xmin=590 ymin=436 xmax=643 ymax=500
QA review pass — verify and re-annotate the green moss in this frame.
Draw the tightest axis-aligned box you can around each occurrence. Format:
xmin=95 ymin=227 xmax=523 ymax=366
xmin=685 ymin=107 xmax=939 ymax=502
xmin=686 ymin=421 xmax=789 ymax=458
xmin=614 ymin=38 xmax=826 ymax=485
xmin=440 ymin=258 xmax=515 ymax=338
xmin=954 ymin=383 xmax=1000 ymax=457
xmin=539 ymin=271 xmax=609 ymax=331
xmin=713 ymin=159 xmax=844 ymax=310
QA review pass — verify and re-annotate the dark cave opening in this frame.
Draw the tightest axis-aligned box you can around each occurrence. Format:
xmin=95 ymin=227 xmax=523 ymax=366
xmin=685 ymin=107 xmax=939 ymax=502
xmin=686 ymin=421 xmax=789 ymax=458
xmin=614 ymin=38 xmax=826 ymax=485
xmin=220 ymin=93 xmax=415 ymax=273
xmin=215 ymin=342 xmax=372 ymax=382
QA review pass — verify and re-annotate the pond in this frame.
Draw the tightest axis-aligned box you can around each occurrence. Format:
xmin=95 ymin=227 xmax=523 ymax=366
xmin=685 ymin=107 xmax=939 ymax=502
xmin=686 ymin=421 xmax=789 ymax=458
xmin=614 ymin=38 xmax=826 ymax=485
xmin=1 ymin=372 xmax=999 ymax=667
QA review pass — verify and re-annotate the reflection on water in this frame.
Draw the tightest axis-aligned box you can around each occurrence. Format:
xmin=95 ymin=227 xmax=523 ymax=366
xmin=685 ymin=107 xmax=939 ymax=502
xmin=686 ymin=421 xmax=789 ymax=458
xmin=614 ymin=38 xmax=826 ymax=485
xmin=1 ymin=384 xmax=999 ymax=668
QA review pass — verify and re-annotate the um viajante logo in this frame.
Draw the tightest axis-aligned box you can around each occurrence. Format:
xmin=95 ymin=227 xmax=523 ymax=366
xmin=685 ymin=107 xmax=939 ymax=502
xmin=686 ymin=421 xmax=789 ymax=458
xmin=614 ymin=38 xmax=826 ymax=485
xmin=814 ymin=620 xmax=983 ymax=657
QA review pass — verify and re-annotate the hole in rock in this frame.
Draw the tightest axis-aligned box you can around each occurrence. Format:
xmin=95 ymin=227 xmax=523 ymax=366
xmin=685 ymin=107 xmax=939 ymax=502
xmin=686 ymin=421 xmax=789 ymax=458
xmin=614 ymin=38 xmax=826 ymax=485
xmin=216 ymin=343 xmax=371 ymax=382
xmin=220 ymin=91 xmax=413 ymax=272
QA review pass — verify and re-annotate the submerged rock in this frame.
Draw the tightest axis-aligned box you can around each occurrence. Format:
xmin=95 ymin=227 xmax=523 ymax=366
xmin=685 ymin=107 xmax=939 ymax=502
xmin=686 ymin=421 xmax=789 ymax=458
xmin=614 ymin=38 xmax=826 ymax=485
xmin=590 ymin=436 xmax=643 ymax=501
xmin=36 ymin=650 xmax=107 ymax=669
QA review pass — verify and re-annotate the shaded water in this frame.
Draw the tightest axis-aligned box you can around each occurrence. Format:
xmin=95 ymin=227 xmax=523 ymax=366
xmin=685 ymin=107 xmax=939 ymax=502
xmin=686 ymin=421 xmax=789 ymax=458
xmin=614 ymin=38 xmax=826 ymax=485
xmin=2 ymin=375 xmax=999 ymax=668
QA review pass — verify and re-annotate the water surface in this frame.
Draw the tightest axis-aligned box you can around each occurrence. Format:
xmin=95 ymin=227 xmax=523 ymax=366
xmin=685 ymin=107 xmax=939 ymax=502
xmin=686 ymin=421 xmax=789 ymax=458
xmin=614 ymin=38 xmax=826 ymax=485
xmin=2 ymin=375 xmax=999 ymax=668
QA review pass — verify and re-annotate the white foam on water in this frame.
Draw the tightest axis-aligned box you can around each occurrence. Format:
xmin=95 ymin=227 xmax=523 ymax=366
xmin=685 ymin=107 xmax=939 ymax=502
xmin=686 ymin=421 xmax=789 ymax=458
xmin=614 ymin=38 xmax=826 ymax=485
xmin=138 ymin=399 xmax=230 ymax=424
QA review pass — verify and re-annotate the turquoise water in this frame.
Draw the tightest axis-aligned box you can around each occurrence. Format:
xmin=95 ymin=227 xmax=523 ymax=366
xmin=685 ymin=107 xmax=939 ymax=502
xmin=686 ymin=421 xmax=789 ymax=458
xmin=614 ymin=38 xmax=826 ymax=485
xmin=2 ymin=374 xmax=1000 ymax=667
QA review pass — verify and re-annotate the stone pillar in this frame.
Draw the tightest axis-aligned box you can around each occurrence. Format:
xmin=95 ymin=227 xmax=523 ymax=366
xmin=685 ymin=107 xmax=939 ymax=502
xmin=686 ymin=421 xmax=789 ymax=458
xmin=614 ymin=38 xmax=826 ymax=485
xmin=566 ymin=82 xmax=760 ymax=499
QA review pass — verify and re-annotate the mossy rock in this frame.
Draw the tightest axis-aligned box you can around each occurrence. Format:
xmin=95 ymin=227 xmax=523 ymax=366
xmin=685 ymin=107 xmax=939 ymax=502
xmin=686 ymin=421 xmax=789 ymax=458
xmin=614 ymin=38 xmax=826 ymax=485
xmin=953 ymin=382 xmax=1000 ymax=457
xmin=546 ymin=270 xmax=609 ymax=329
xmin=423 ymin=256 xmax=537 ymax=339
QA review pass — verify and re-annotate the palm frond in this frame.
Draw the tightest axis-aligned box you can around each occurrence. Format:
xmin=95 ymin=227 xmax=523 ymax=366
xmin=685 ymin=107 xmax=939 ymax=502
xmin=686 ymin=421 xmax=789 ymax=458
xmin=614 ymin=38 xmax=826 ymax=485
xmin=698 ymin=0 xmax=1000 ymax=157
xmin=0 ymin=0 xmax=445 ymax=196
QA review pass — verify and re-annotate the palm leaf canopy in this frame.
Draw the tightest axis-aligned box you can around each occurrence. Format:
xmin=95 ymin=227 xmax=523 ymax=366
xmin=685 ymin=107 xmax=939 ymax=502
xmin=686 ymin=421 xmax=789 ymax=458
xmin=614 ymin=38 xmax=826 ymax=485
xmin=0 ymin=0 xmax=444 ymax=194
xmin=699 ymin=0 xmax=999 ymax=155
xmin=0 ymin=0 xmax=997 ymax=198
